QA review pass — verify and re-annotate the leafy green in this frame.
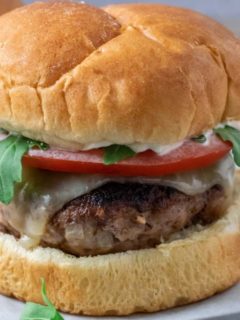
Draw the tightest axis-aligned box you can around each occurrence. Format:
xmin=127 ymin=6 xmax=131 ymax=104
xmin=191 ymin=134 xmax=207 ymax=143
xmin=0 ymin=135 xmax=48 ymax=204
xmin=26 ymin=139 xmax=48 ymax=151
xmin=20 ymin=303 xmax=57 ymax=320
xmin=103 ymin=144 xmax=136 ymax=165
xmin=214 ymin=125 xmax=240 ymax=166
xmin=20 ymin=279 xmax=64 ymax=320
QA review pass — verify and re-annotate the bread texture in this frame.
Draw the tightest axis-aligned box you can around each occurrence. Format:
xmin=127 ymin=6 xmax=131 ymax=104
xmin=0 ymin=174 xmax=240 ymax=316
xmin=0 ymin=2 xmax=240 ymax=148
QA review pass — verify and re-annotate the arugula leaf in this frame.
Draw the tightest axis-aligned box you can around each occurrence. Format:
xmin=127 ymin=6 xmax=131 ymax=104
xmin=26 ymin=140 xmax=48 ymax=151
xmin=103 ymin=145 xmax=136 ymax=165
xmin=20 ymin=279 xmax=64 ymax=320
xmin=191 ymin=134 xmax=207 ymax=143
xmin=0 ymin=135 xmax=48 ymax=204
xmin=214 ymin=125 xmax=240 ymax=166
xmin=20 ymin=303 xmax=56 ymax=320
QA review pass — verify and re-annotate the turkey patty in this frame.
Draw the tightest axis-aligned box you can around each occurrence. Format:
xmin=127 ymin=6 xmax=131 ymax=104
xmin=0 ymin=182 xmax=226 ymax=256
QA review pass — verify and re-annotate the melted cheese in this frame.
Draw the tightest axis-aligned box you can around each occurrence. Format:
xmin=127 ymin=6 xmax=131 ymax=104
xmin=1 ymin=155 xmax=235 ymax=248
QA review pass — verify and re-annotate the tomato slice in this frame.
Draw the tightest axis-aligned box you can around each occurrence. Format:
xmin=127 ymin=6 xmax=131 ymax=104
xmin=22 ymin=134 xmax=232 ymax=176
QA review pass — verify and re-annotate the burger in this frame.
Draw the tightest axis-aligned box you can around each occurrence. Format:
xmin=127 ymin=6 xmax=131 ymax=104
xmin=0 ymin=1 xmax=240 ymax=317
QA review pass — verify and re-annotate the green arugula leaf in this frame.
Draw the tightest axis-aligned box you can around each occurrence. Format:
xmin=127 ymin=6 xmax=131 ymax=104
xmin=0 ymin=135 xmax=48 ymax=204
xmin=103 ymin=145 xmax=136 ymax=165
xmin=26 ymin=140 xmax=48 ymax=151
xmin=20 ymin=303 xmax=55 ymax=320
xmin=214 ymin=125 xmax=240 ymax=166
xmin=20 ymin=279 xmax=64 ymax=320
xmin=191 ymin=134 xmax=207 ymax=143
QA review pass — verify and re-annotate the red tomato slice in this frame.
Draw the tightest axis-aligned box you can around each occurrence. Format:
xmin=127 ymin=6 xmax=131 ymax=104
xmin=22 ymin=135 xmax=232 ymax=176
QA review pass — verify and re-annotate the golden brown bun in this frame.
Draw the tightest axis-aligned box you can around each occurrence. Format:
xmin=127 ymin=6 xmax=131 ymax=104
xmin=0 ymin=2 xmax=240 ymax=148
xmin=0 ymin=0 xmax=21 ymax=15
xmin=0 ymin=176 xmax=240 ymax=316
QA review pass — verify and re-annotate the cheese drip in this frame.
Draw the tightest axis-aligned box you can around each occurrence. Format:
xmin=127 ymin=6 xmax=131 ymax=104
xmin=1 ymin=155 xmax=235 ymax=248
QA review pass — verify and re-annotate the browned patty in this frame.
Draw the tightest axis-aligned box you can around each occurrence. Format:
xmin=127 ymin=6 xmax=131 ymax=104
xmin=0 ymin=183 xmax=225 ymax=256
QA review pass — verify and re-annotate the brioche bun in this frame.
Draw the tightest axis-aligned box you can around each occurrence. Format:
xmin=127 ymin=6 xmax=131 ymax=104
xmin=0 ymin=174 xmax=240 ymax=316
xmin=0 ymin=2 xmax=239 ymax=149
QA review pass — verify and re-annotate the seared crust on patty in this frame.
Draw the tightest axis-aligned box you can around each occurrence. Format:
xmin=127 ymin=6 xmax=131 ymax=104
xmin=43 ymin=183 xmax=225 ymax=256
xmin=0 ymin=183 xmax=227 ymax=256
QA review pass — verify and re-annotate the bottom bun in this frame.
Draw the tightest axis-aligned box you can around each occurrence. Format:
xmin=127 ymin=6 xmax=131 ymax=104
xmin=1 ymin=177 xmax=240 ymax=316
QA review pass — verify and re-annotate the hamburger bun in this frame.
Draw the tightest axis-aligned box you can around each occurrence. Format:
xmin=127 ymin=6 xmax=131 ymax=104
xmin=0 ymin=173 xmax=240 ymax=316
xmin=0 ymin=2 xmax=240 ymax=148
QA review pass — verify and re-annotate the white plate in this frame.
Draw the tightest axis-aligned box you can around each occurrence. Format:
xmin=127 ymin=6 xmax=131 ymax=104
xmin=1 ymin=283 xmax=240 ymax=320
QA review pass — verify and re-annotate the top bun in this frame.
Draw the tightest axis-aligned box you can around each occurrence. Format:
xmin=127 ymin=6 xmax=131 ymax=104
xmin=0 ymin=1 xmax=240 ymax=149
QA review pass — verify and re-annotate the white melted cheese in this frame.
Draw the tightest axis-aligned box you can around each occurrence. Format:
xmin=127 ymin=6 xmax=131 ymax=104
xmin=2 ymin=155 xmax=235 ymax=248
